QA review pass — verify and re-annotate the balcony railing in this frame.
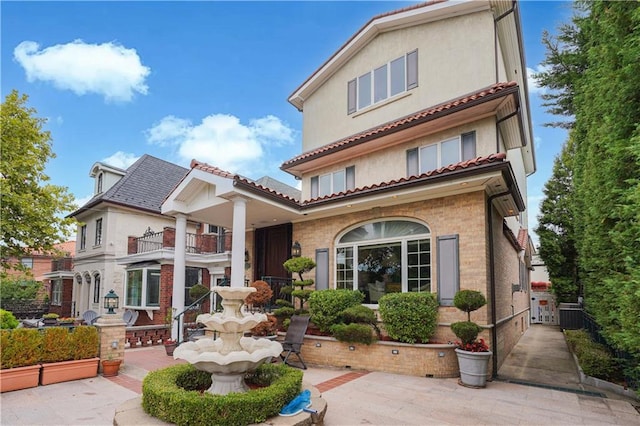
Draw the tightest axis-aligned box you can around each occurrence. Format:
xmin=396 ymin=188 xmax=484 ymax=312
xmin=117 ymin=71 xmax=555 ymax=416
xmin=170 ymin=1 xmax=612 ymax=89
xmin=129 ymin=228 xmax=226 ymax=255
xmin=51 ymin=257 xmax=73 ymax=272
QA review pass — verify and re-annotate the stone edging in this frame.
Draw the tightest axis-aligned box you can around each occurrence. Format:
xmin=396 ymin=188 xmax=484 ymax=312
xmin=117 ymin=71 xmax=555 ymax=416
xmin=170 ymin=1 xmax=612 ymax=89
xmin=570 ymin=352 xmax=639 ymax=401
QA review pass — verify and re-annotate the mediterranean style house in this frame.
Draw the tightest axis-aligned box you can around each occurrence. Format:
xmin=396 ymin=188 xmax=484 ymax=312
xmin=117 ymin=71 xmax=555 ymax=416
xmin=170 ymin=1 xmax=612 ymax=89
xmin=161 ymin=0 xmax=536 ymax=373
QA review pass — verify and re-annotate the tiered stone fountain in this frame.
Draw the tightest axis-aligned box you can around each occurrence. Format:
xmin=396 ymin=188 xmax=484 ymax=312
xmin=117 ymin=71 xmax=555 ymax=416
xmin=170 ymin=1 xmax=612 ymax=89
xmin=173 ymin=286 xmax=283 ymax=395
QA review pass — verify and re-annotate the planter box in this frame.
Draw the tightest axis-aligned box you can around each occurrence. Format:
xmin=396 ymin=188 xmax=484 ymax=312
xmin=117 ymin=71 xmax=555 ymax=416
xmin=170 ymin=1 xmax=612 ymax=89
xmin=41 ymin=357 xmax=100 ymax=385
xmin=0 ymin=364 xmax=41 ymax=393
xmin=299 ymin=335 xmax=459 ymax=378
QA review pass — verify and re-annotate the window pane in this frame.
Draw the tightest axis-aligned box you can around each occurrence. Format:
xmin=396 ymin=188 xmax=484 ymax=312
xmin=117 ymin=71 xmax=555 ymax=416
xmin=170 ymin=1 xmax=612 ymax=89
xmin=126 ymin=270 xmax=142 ymax=306
xmin=407 ymin=50 xmax=418 ymax=89
xmin=333 ymin=170 xmax=345 ymax=193
xmin=93 ymin=275 xmax=101 ymax=304
xmin=419 ymin=145 xmax=437 ymax=173
xmin=346 ymin=166 xmax=355 ymax=190
xmin=390 ymin=56 xmax=405 ymax=96
xmin=319 ymin=174 xmax=331 ymax=197
xmin=95 ymin=218 xmax=102 ymax=246
xmin=357 ymin=243 xmax=401 ymax=303
xmin=358 ymin=72 xmax=371 ymax=109
xmin=347 ymin=79 xmax=357 ymax=114
xmin=341 ymin=220 xmax=430 ymax=243
xmin=374 ymin=65 xmax=388 ymax=103
xmin=407 ymin=238 xmax=431 ymax=293
xmin=336 ymin=247 xmax=353 ymax=290
xmin=147 ymin=270 xmax=160 ymax=306
xmin=462 ymin=131 xmax=476 ymax=160
xmin=407 ymin=148 xmax=418 ymax=176
xmin=441 ymin=138 xmax=460 ymax=166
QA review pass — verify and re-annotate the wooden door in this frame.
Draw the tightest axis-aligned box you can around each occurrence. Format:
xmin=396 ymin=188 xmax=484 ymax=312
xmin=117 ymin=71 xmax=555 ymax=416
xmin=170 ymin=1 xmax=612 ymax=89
xmin=254 ymin=223 xmax=292 ymax=281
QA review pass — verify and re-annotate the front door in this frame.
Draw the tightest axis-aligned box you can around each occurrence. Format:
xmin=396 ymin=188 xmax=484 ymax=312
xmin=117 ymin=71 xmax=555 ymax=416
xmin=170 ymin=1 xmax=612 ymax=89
xmin=254 ymin=223 xmax=292 ymax=281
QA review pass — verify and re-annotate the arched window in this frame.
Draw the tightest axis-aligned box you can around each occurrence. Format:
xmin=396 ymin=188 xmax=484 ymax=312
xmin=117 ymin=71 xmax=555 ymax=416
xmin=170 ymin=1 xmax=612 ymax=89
xmin=93 ymin=273 xmax=101 ymax=304
xmin=97 ymin=173 xmax=103 ymax=194
xmin=335 ymin=219 xmax=431 ymax=304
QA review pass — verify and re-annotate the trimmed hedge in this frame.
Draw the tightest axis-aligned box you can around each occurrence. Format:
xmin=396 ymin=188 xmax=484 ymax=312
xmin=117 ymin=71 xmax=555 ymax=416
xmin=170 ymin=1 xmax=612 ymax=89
xmin=142 ymin=363 xmax=303 ymax=426
xmin=565 ymin=329 xmax=616 ymax=380
xmin=0 ymin=328 xmax=42 ymax=368
xmin=330 ymin=323 xmax=376 ymax=345
xmin=378 ymin=292 xmax=438 ymax=344
xmin=309 ymin=289 xmax=363 ymax=333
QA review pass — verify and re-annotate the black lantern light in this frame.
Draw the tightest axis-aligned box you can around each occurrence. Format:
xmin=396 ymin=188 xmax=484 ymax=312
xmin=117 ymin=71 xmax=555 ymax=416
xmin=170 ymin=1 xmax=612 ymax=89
xmin=104 ymin=289 xmax=119 ymax=314
xmin=291 ymin=241 xmax=302 ymax=258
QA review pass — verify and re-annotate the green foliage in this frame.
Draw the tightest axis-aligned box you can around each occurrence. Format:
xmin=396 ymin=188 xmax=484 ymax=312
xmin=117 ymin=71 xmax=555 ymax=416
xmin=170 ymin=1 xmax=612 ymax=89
xmin=0 ymin=90 xmax=76 ymax=274
xmin=188 ymin=284 xmax=209 ymax=301
xmin=41 ymin=327 xmax=71 ymax=363
xmin=272 ymin=306 xmax=295 ymax=319
xmin=452 ymin=290 xmax=486 ymax=322
xmin=378 ymin=292 xmax=438 ymax=344
xmin=0 ymin=278 xmax=44 ymax=303
xmin=68 ymin=326 xmax=99 ymax=360
xmin=43 ymin=312 xmax=59 ymax=319
xmin=0 ymin=328 xmax=42 ymax=369
xmin=283 ymin=257 xmax=316 ymax=281
xmin=564 ymin=330 xmax=615 ymax=380
xmin=174 ymin=368 xmax=212 ymax=391
xmin=142 ymin=363 xmax=303 ymax=426
xmin=340 ymin=304 xmax=376 ymax=325
xmin=450 ymin=322 xmax=482 ymax=346
xmin=0 ymin=309 xmax=19 ymax=329
xmin=330 ymin=323 xmax=376 ymax=345
xmin=308 ymin=289 xmax=363 ymax=333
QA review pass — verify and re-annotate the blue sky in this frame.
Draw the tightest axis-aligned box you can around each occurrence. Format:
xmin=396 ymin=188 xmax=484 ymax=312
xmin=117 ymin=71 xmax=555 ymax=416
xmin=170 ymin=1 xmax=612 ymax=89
xmin=1 ymin=1 xmax=573 ymax=246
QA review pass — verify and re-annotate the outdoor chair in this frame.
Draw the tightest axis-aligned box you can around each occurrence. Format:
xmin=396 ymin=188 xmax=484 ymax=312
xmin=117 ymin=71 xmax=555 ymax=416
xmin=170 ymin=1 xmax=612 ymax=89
xmin=123 ymin=309 xmax=139 ymax=327
xmin=279 ymin=315 xmax=310 ymax=370
xmin=82 ymin=310 xmax=100 ymax=325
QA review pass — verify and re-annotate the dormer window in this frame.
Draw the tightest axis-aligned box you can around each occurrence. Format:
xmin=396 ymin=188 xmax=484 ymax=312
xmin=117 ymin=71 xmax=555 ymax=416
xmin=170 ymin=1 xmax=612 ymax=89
xmin=348 ymin=50 xmax=418 ymax=114
xmin=310 ymin=166 xmax=355 ymax=198
xmin=97 ymin=173 xmax=103 ymax=194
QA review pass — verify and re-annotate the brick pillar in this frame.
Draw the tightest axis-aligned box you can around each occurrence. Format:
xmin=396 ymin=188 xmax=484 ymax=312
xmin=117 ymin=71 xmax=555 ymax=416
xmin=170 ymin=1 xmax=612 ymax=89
xmin=127 ymin=236 xmax=137 ymax=254
xmin=95 ymin=314 xmax=126 ymax=372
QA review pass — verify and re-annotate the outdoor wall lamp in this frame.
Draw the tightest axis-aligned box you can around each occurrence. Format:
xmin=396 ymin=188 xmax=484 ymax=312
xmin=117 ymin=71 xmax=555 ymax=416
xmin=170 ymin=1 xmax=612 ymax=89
xmin=104 ymin=289 xmax=119 ymax=314
xmin=292 ymin=241 xmax=301 ymax=258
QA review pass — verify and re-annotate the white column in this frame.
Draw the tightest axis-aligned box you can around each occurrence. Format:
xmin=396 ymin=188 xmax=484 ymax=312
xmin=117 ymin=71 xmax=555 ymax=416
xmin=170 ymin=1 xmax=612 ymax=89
xmin=230 ymin=197 xmax=247 ymax=288
xmin=172 ymin=214 xmax=187 ymax=339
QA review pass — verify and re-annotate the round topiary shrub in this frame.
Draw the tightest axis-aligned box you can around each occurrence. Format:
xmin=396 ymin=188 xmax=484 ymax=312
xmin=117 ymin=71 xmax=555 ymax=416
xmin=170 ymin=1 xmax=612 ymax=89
xmin=378 ymin=292 xmax=438 ymax=344
xmin=0 ymin=309 xmax=19 ymax=329
xmin=451 ymin=290 xmax=487 ymax=346
xmin=309 ymin=289 xmax=364 ymax=333
xmin=142 ymin=363 xmax=303 ymax=426
xmin=450 ymin=321 xmax=482 ymax=346
xmin=330 ymin=323 xmax=376 ymax=345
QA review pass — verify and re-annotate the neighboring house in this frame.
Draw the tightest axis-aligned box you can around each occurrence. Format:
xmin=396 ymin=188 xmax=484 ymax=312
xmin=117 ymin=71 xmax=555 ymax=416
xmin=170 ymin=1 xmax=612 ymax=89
xmin=68 ymin=155 xmax=192 ymax=319
xmin=161 ymin=0 xmax=536 ymax=373
xmin=530 ymin=253 xmax=557 ymax=325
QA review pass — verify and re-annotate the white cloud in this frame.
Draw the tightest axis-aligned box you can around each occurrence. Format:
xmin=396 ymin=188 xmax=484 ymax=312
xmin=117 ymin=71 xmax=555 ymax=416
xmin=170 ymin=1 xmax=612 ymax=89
xmin=14 ymin=40 xmax=150 ymax=102
xmin=526 ymin=65 xmax=549 ymax=95
xmin=102 ymin=151 xmax=139 ymax=169
xmin=146 ymin=113 xmax=296 ymax=174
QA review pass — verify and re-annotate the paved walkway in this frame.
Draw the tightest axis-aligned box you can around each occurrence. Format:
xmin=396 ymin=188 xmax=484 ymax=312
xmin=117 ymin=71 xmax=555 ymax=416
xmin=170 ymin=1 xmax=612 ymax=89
xmin=1 ymin=325 xmax=639 ymax=425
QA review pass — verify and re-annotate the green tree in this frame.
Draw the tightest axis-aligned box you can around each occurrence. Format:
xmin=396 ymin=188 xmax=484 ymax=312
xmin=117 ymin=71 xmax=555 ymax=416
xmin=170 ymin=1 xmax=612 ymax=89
xmin=535 ymin=139 xmax=579 ymax=302
xmin=0 ymin=90 xmax=76 ymax=274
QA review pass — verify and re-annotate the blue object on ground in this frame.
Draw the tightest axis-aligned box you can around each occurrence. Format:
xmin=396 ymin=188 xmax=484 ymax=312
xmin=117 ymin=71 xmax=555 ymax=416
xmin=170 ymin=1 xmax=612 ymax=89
xmin=279 ymin=389 xmax=312 ymax=416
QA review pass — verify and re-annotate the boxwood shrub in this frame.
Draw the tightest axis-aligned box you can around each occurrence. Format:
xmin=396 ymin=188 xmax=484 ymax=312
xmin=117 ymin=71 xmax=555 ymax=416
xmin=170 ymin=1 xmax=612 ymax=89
xmin=309 ymin=289 xmax=363 ymax=332
xmin=142 ymin=363 xmax=303 ymax=426
xmin=378 ymin=292 xmax=438 ymax=344
xmin=330 ymin=323 xmax=376 ymax=345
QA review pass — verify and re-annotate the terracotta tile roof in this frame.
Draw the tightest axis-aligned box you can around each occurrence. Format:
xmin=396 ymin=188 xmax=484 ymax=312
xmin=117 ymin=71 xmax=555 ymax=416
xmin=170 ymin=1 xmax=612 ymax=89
xmin=517 ymin=228 xmax=529 ymax=251
xmin=282 ymin=82 xmax=518 ymax=170
xmin=190 ymin=160 xmax=236 ymax=179
xmin=302 ymin=152 xmax=507 ymax=206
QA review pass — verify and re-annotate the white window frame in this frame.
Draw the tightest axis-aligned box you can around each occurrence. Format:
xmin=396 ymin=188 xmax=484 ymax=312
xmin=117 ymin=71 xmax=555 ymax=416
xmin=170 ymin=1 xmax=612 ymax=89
xmin=334 ymin=219 xmax=432 ymax=305
xmin=94 ymin=218 xmax=103 ymax=246
xmin=79 ymin=225 xmax=87 ymax=250
xmin=407 ymin=131 xmax=476 ymax=176
xmin=21 ymin=257 xmax=33 ymax=269
xmin=51 ymin=279 xmax=62 ymax=306
xmin=348 ymin=50 xmax=418 ymax=114
xmin=124 ymin=266 xmax=161 ymax=309
xmin=311 ymin=166 xmax=355 ymax=198
xmin=92 ymin=273 xmax=101 ymax=304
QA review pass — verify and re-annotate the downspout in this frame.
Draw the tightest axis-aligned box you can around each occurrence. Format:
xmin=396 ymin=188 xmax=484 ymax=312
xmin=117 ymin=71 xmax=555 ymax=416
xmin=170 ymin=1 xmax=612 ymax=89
xmin=487 ymin=190 xmax=512 ymax=378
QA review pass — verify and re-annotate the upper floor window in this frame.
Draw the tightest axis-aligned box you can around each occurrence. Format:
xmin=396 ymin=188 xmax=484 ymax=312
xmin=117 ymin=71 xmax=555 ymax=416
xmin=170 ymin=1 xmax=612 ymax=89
xmin=93 ymin=273 xmax=101 ymax=304
xmin=21 ymin=257 xmax=33 ymax=269
xmin=348 ymin=49 xmax=418 ymax=114
xmin=406 ymin=131 xmax=476 ymax=176
xmin=310 ymin=166 xmax=355 ymax=198
xmin=207 ymin=225 xmax=226 ymax=252
xmin=97 ymin=173 xmax=103 ymax=194
xmin=79 ymin=225 xmax=87 ymax=250
xmin=125 ymin=264 xmax=160 ymax=308
xmin=95 ymin=218 xmax=103 ymax=246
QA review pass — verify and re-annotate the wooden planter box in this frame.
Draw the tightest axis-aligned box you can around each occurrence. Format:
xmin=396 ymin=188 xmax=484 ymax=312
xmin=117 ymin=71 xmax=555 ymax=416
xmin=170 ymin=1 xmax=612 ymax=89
xmin=40 ymin=357 xmax=100 ymax=385
xmin=0 ymin=364 xmax=41 ymax=393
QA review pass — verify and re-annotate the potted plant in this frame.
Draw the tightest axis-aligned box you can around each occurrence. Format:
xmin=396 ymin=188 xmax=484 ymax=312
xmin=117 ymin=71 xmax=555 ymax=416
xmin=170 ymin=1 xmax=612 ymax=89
xmin=450 ymin=289 xmax=492 ymax=388
xmin=101 ymin=354 xmax=122 ymax=377
xmin=0 ymin=328 xmax=43 ymax=392
xmin=42 ymin=312 xmax=59 ymax=326
xmin=249 ymin=314 xmax=278 ymax=339
xmin=188 ymin=283 xmax=209 ymax=303
xmin=164 ymin=338 xmax=178 ymax=356
xmin=41 ymin=325 xmax=100 ymax=385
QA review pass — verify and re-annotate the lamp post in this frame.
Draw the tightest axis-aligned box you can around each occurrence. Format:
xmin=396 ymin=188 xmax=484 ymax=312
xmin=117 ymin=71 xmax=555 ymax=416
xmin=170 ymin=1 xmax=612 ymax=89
xmin=103 ymin=289 xmax=119 ymax=314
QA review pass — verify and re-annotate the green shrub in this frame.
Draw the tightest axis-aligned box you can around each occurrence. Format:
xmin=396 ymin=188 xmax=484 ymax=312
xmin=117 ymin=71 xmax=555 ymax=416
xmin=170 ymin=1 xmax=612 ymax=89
xmin=340 ymin=304 xmax=376 ymax=325
xmin=0 ymin=309 xmax=19 ymax=329
xmin=309 ymin=289 xmax=363 ymax=333
xmin=41 ymin=327 xmax=72 ymax=363
xmin=564 ymin=329 xmax=592 ymax=353
xmin=175 ymin=368 xmax=212 ymax=391
xmin=330 ymin=323 xmax=376 ymax=345
xmin=564 ymin=329 xmax=616 ymax=380
xmin=188 ymin=284 xmax=209 ymax=301
xmin=69 ymin=326 xmax=99 ymax=360
xmin=378 ymin=292 xmax=438 ymax=344
xmin=0 ymin=328 xmax=42 ymax=368
xmin=273 ymin=306 xmax=295 ymax=318
xmin=142 ymin=363 xmax=303 ymax=426
xmin=450 ymin=322 xmax=482 ymax=346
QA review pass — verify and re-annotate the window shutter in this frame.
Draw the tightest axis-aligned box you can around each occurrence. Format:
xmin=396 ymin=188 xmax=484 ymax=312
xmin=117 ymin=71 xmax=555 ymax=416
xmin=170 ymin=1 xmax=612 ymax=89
xmin=315 ymin=248 xmax=329 ymax=291
xmin=347 ymin=79 xmax=357 ymax=114
xmin=310 ymin=176 xmax=319 ymax=198
xmin=437 ymin=235 xmax=459 ymax=306
xmin=407 ymin=49 xmax=418 ymax=90
xmin=406 ymin=148 xmax=419 ymax=176
xmin=346 ymin=166 xmax=355 ymax=190
xmin=462 ymin=131 xmax=476 ymax=160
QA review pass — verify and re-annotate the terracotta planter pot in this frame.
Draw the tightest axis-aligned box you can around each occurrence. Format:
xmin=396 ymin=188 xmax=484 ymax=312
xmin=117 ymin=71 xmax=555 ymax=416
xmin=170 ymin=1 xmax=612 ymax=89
xmin=101 ymin=359 xmax=122 ymax=377
xmin=164 ymin=343 xmax=177 ymax=356
xmin=41 ymin=357 xmax=100 ymax=385
xmin=455 ymin=348 xmax=492 ymax=388
xmin=0 ymin=364 xmax=41 ymax=393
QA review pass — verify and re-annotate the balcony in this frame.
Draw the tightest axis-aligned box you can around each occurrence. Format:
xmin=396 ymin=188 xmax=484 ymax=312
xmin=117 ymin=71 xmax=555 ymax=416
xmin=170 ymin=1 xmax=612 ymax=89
xmin=127 ymin=227 xmax=227 ymax=255
xmin=50 ymin=257 xmax=73 ymax=272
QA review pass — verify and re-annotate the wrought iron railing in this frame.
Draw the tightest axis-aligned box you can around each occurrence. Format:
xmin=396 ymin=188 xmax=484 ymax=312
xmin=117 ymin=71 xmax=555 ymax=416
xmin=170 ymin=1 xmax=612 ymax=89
xmin=260 ymin=276 xmax=293 ymax=310
xmin=135 ymin=230 xmax=163 ymax=253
